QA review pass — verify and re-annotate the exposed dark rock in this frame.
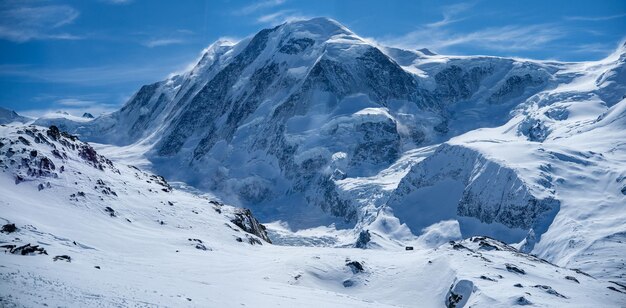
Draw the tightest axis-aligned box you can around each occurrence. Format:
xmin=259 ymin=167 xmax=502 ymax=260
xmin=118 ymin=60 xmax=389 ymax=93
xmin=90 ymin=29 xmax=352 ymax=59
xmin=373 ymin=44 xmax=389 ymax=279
xmin=446 ymin=289 xmax=463 ymax=308
xmin=445 ymin=279 xmax=474 ymax=308
xmin=53 ymin=255 xmax=71 ymax=262
xmin=230 ymin=208 xmax=272 ymax=244
xmin=355 ymin=229 xmax=371 ymax=249
xmin=450 ymin=241 xmax=473 ymax=252
xmin=572 ymin=268 xmax=594 ymax=278
xmin=279 ymin=37 xmax=315 ymax=54
xmin=104 ymin=206 xmax=116 ymax=217
xmin=47 ymin=126 xmax=61 ymax=140
xmin=608 ymin=281 xmax=626 ymax=294
xmin=477 ymin=241 xmax=501 ymax=251
xmin=17 ymin=136 xmax=30 ymax=146
xmin=1 ymin=223 xmax=17 ymax=233
xmin=565 ymin=275 xmax=580 ymax=283
xmin=515 ymin=296 xmax=532 ymax=305
xmin=343 ymin=279 xmax=355 ymax=287
xmin=2 ymin=243 xmax=48 ymax=255
xmin=480 ymin=275 xmax=497 ymax=282
xmin=533 ymin=285 xmax=567 ymax=298
xmin=195 ymin=243 xmax=208 ymax=251
xmin=608 ymin=286 xmax=626 ymax=294
xmin=245 ymin=234 xmax=263 ymax=245
xmin=505 ymin=263 xmax=526 ymax=275
xmin=514 ymin=283 xmax=523 ymax=288
xmin=346 ymin=260 xmax=364 ymax=273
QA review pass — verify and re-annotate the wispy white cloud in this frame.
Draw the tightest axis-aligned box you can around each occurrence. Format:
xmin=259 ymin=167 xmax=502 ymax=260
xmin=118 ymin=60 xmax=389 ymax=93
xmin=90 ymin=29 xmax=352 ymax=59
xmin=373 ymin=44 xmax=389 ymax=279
xmin=568 ymin=42 xmax=617 ymax=55
xmin=101 ymin=0 xmax=133 ymax=4
xmin=56 ymin=98 xmax=98 ymax=107
xmin=234 ymin=0 xmax=286 ymax=16
xmin=256 ymin=9 xmax=308 ymax=25
xmin=0 ymin=63 xmax=184 ymax=85
xmin=565 ymin=13 xmax=626 ymax=22
xmin=426 ymin=2 xmax=476 ymax=28
xmin=0 ymin=4 xmax=81 ymax=42
xmin=383 ymin=23 xmax=565 ymax=53
xmin=143 ymin=38 xmax=185 ymax=48
xmin=379 ymin=2 xmax=566 ymax=54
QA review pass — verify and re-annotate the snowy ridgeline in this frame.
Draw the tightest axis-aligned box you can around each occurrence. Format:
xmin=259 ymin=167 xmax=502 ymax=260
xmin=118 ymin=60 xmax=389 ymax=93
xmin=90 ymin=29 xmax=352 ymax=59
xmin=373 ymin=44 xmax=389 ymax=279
xmin=3 ymin=17 xmax=626 ymax=306
xmin=0 ymin=124 xmax=624 ymax=306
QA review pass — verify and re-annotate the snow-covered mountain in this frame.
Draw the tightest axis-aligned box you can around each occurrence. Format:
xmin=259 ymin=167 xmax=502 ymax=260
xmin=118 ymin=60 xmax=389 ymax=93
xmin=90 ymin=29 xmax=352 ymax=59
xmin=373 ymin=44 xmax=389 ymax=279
xmin=0 ymin=107 xmax=30 ymax=125
xmin=0 ymin=123 xmax=623 ymax=306
xmin=16 ymin=17 xmax=626 ymax=305
xmin=40 ymin=18 xmax=600 ymax=224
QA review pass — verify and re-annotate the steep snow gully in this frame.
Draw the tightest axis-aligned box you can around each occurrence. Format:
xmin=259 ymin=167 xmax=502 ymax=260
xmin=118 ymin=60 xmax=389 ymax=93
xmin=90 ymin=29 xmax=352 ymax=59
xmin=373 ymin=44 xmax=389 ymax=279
xmin=2 ymin=17 xmax=626 ymax=307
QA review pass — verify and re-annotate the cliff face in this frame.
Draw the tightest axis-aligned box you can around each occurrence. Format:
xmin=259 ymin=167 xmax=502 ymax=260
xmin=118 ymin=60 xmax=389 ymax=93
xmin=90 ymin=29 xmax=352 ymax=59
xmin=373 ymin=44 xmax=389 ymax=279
xmin=388 ymin=144 xmax=560 ymax=246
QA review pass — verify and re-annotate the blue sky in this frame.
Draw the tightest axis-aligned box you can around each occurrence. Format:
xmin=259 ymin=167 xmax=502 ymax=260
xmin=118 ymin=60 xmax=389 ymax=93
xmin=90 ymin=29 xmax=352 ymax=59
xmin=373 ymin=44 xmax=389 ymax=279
xmin=0 ymin=0 xmax=624 ymax=116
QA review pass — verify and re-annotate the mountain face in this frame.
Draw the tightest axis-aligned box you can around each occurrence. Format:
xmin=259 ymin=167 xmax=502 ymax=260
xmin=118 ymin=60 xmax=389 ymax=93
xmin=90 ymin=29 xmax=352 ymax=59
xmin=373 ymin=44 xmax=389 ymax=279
xmin=34 ymin=18 xmax=626 ymax=284
xmin=55 ymin=18 xmax=566 ymax=220
xmin=0 ymin=107 xmax=30 ymax=124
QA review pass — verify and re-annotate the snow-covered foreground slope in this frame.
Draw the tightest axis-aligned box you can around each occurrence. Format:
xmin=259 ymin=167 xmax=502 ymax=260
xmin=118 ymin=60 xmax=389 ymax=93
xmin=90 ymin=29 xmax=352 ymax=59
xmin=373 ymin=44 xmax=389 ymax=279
xmin=2 ymin=123 xmax=624 ymax=307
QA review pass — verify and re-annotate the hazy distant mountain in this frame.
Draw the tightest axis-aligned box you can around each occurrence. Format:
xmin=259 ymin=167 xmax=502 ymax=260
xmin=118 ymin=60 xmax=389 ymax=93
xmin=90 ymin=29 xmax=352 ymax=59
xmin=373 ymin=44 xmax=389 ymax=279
xmin=0 ymin=107 xmax=30 ymax=124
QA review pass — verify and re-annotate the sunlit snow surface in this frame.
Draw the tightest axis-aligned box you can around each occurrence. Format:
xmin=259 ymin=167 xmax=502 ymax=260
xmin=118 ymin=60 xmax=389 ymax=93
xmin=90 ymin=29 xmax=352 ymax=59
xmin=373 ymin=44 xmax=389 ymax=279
xmin=0 ymin=126 xmax=621 ymax=306
xmin=3 ymin=17 xmax=626 ymax=306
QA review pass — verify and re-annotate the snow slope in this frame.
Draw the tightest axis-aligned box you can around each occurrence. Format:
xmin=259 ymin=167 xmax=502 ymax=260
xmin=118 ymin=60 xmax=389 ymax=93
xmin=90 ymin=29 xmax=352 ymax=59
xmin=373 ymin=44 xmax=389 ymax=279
xmin=386 ymin=92 xmax=626 ymax=283
xmin=18 ymin=18 xmax=626 ymax=304
xmin=1 ymin=124 xmax=624 ymax=307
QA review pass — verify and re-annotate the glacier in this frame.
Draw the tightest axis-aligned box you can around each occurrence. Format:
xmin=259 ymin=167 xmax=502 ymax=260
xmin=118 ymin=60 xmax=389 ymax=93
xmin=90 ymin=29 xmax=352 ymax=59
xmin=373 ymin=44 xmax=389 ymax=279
xmin=2 ymin=17 xmax=626 ymax=306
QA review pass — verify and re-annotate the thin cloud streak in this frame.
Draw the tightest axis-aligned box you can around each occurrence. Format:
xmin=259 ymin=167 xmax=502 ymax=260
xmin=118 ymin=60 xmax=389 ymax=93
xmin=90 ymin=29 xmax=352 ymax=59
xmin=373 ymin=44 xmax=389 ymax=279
xmin=383 ymin=23 xmax=565 ymax=53
xmin=565 ymin=13 xmax=626 ymax=21
xmin=234 ymin=0 xmax=286 ymax=16
xmin=426 ymin=2 xmax=476 ymax=28
xmin=0 ymin=4 xmax=81 ymax=42
xmin=56 ymin=98 xmax=99 ymax=107
xmin=256 ymin=10 xmax=309 ymax=25
xmin=0 ymin=63 xmax=185 ymax=86
xmin=143 ymin=38 xmax=185 ymax=48
xmin=101 ymin=0 xmax=133 ymax=4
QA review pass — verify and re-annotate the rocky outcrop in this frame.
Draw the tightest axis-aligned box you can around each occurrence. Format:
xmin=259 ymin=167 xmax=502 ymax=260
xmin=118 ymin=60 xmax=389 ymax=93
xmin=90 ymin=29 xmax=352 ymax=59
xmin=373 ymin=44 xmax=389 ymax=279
xmin=230 ymin=208 xmax=272 ymax=244
xmin=354 ymin=229 xmax=371 ymax=249
xmin=0 ymin=126 xmax=118 ymax=186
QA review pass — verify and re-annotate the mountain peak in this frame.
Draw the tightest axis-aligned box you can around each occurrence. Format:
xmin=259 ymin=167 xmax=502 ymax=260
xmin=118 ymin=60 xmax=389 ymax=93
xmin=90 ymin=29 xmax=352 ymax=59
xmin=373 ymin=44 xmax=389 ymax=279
xmin=276 ymin=17 xmax=355 ymax=40
xmin=417 ymin=48 xmax=436 ymax=56
xmin=0 ymin=107 xmax=29 ymax=124
xmin=285 ymin=17 xmax=347 ymax=29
